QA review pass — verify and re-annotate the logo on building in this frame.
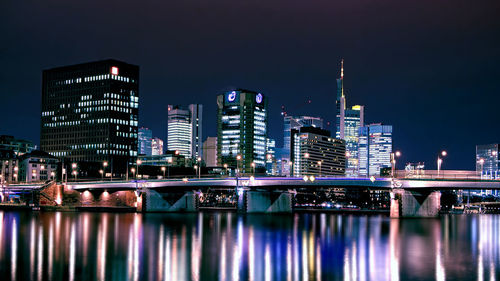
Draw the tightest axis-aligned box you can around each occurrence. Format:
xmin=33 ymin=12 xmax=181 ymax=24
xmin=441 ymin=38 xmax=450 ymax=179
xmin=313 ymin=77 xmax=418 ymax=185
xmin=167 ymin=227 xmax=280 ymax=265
xmin=228 ymin=91 xmax=237 ymax=102
xmin=256 ymin=93 xmax=263 ymax=103
xmin=111 ymin=66 xmax=119 ymax=76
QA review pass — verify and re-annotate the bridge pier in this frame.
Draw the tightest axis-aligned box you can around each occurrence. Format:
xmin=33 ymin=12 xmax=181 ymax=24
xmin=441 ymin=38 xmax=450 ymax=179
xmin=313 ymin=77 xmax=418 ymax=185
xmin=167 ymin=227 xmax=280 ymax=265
xmin=142 ymin=189 xmax=198 ymax=212
xmin=390 ymin=189 xmax=441 ymax=218
xmin=243 ymin=190 xmax=292 ymax=213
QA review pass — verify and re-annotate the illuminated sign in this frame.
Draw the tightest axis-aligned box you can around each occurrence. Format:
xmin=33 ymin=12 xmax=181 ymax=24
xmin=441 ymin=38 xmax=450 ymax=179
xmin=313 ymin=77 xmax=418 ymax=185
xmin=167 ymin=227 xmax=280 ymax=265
xmin=228 ymin=91 xmax=237 ymax=102
xmin=256 ymin=93 xmax=263 ymax=104
xmin=111 ymin=66 xmax=119 ymax=76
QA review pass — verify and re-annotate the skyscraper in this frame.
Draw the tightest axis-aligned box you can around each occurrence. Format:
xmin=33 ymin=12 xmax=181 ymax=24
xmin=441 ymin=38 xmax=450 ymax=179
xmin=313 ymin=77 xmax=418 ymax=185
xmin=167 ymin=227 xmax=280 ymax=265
xmin=476 ymin=144 xmax=500 ymax=179
xmin=358 ymin=124 xmax=393 ymax=176
xmin=40 ymin=59 xmax=139 ymax=174
xmin=202 ymin=137 xmax=218 ymax=167
xmin=291 ymin=127 xmax=346 ymax=176
xmin=283 ymin=116 xmax=323 ymax=152
xmin=167 ymin=104 xmax=202 ymax=159
xmin=335 ymin=60 xmax=365 ymax=175
xmin=217 ymin=89 xmax=267 ymax=174
xmin=138 ymin=127 xmax=152 ymax=156
xmin=151 ymin=137 xmax=164 ymax=156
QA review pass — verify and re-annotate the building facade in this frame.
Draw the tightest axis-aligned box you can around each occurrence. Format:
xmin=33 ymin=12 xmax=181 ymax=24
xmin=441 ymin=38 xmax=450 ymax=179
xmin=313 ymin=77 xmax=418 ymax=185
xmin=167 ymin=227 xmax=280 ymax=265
xmin=202 ymin=137 xmax=218 ymax=167
xmin=167 ymin=104 xmax=203 ymax=159
xmin=476 ymin=144 xmax=500 ymax=179
xmin=0 ymin=135 xmax=36 ymax=156
xmin=19 ymin=150 xmax=58 ymax=183
xmin=40 ymin=59 xmax=139 ymax=175
xmin=291 ymin=127 xmax=346 ymax=176
xmin=0 ymin=150 xmax=20 ymax=183
xmin=358 ymin=124 xmax=393 ymax=176
xmin=151 ymin=137 xmax=164 ymax=156
xmin=138 ymin=127 xmax=152 ymax=156
xmin=216 ymin=89 xmax=267 ymax=174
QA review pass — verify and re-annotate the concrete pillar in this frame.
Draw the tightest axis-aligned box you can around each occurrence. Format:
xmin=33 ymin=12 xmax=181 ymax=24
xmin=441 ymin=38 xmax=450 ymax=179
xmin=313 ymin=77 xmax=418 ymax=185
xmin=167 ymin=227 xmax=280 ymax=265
xmin=245 ymin=191 xmax=292 ymax=213
xmin=142 ymin=190 xmax=198 ymax=212
xmin=390 ymin=189 xmax=441 ymax=218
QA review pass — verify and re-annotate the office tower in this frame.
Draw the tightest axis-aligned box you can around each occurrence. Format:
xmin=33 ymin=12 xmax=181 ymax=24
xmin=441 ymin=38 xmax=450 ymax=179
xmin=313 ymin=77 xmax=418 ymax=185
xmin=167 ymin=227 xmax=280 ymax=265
xmin=266 ymin=138 xmax=277 ymax=175
xmin=216 ymin=89 xmax=267 ymax=174
xmin=138 ymin=127 xmax=152 ymax=155
xmin=291 ymin=127 xmax=346 ymax=176
xmin=40 ymin=59 xmax=139 ymax=174
xmin=167 ymin=104 xmax=203 ymax=159
xmin=283 ymin=116 xmax=323 ymax=153
xmin=358 ymin=124 xmax=393 ymax=176
xmin=335 ymin=59 xmax=364 ymax=175
xmin=0 ymin=135 xmax=36 ymax=156
xmin=476 ymin=144 xmax=500 ymax=179
xmin=151 ymin=137 xmax=164 ymax=156
xmin=202 ymin=137 xmax=218 ymax=167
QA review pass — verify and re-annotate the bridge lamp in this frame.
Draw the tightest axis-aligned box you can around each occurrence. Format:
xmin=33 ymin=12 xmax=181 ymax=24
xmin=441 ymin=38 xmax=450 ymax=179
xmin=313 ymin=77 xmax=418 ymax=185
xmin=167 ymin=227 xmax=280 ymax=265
xmin=309 ymin=175 xmax=315 ymax=182
xmin=370 ymin=176 xmax=376 ymax=183
xmin=249 ymin=176 xmax=255 ymax=183
xmin=303 ymin=175 xmax=309 ymax=182
xmin=182 ymin=177 xmax=188 ymax=182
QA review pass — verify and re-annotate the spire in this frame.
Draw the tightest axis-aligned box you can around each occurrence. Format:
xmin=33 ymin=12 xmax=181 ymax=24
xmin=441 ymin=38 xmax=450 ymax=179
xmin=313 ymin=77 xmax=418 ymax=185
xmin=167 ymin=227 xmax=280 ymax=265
xmin=340 ymin=59 xmax=344 ymax=99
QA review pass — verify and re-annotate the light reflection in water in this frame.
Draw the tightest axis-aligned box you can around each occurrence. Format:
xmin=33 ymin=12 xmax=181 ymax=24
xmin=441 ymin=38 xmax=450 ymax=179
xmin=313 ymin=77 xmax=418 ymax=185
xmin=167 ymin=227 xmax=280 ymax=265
xmin=2 ymin=212 xmax=500 ymax=280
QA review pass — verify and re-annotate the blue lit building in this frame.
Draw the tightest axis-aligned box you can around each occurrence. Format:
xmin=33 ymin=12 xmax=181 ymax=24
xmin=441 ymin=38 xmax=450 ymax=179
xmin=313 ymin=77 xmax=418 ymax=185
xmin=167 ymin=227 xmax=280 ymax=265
xmin=358 ymin=124 xmax=393 ymax=176
xmin=476 ymin=144 xmax=500 ymax=179
xmin=216 ymin=89 xmax=267 ymax=174
xmin=138 ymin=127 xmax=152 ymax=156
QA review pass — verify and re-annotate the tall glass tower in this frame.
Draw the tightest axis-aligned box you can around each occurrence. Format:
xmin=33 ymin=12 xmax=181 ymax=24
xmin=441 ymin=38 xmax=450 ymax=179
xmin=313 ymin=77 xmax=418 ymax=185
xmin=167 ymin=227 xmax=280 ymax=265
xmin=217 ymin=89 xmax=267 ymax=174
xmin=335 ymin=59 xmax=365 ymax=175
xmin=167 ymin=104 xmax=202 ymax=159
xmin=358 ymin=124 xmax=393 ymax=176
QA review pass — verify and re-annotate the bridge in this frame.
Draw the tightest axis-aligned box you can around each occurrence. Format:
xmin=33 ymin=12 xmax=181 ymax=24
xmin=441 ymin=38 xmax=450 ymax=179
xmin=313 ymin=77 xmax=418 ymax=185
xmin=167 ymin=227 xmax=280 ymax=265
xmin=3 ymin=175 xmax=500 ymax=218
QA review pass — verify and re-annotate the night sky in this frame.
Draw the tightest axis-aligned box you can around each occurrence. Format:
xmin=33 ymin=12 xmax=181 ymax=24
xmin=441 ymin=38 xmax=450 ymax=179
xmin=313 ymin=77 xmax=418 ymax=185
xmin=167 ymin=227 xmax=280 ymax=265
xmin=1 ymin=0 xmax=499 ymax=170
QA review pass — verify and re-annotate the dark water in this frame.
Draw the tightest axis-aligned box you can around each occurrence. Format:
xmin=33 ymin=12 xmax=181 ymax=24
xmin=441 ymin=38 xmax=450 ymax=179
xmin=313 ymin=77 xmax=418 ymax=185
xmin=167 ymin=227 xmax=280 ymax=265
xmin=0 ymin=211 xmax=499 ymax=281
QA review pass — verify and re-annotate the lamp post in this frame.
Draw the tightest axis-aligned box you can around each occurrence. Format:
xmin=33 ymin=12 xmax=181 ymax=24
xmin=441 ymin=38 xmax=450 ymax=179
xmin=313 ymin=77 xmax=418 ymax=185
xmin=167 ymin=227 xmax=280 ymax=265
xmin=136 ymin=160 xmax=142 ymax=180
xmin=71 ymin=163 xmax=77 ymax=182
xmin=194 ymin=165 xmax=198 ymax=179
xmin=99 ymin=169 xmax=104 ymax=181
xmin=72 ymin=170 xmax=77 ymax=181
xmin=391 ymin=151 xmax=401 ymax=178
xmin=168 ymin=158 xmax=173 ymax=178
xmin=236 ymin=154 xmax=242 ymax=176
xmin=103 ymin=161 xmax=108 ymax=181
xmin=251 ymin=162 xmax=256 ymax=176
xmin=317 ymin=161 xmax=322 ymax=177
xmin=224 ymin=163 xmax=228 ymax=176
xmin=478 ymin=158 xmax=485 ymax=179
xmin=437 ymin=150 xmax=447 ymax=178
xmin=131 ymin=167 xmax=136 ymax=179
xmin=161 ymin=166 xmax=166 ymax=178
xmin=197 ymin=157 xmax=202 ymax=179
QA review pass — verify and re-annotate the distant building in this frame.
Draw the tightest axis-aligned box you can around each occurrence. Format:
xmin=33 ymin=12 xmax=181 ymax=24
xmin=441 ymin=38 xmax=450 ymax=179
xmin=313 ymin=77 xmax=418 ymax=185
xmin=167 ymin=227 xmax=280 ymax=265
xmin=476 ymin=144 xmax=500 ymax=179
xmin=358 ymin=124 xmax=393 ymax=176
xmin=216 ymin=89 xmax=267 ymax=174
xmin=138 ymin=127 xmax=153 ymax=155
xmin=0 ymin=149 xmax=20 ymax=183
xmin=291 ymin=127 xmax=346 ymax=176
xmin=40 ymin=59 xmax=139 ymax=175
xmin=202 ymin=137 xmax=218 ymax=167
xmin=266 ymin=138 xmax=277 ymax=175
xmin=283 ymin=116 xmax=323 ymax=153
xmin=167 ymin=104 xmax=203 ymax=159
xmin=0 ymin=135 xmax=36 ymax=156
xmin=19 ymin=150 xmax=58 ymax=183
xmin=335 ymin=60 xmax=365 ymax=175
xmin=151 ymin=137 xmax=164 ymax=156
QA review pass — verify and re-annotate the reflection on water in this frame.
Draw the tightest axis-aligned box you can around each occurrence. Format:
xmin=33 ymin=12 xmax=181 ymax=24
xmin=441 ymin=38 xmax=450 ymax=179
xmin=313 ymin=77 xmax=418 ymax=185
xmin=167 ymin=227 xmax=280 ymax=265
xmin=0 ymin=211 xmax=499 ymax=280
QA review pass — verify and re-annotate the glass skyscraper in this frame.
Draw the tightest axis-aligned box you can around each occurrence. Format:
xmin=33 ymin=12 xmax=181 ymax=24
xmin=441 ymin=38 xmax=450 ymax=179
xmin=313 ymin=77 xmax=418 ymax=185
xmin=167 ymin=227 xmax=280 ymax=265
xmin=358 ymin=124 xmax=393 ymax=176
xmin=138 ymin=127 xmax=152 ymax=156
xmin=216 ymin=89 xmax=267 ymax=174
xmin=40 ymin=59 xmax=139 ymax=174
xmin=167 ymin=104 xmax=202 ymax=159
xmin=476 ymin=144 xmax=500 ymax=179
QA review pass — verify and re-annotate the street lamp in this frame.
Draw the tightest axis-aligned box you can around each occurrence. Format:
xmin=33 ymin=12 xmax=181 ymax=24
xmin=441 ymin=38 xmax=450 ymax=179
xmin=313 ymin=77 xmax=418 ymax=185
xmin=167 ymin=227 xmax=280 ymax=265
xmin=131 ymin=167 xmax=136 ymax=179
xmin=103 ymin=161 xmax=108 ymax=180
xmin=136 ymin=160 xmax=142 ymax=179
xmin=194 ymin=165 xmax=198 ymax=179
xmin=251 ymin=162 xmax=256 ymax=176
xmin=437 ymin=150 xmax=447 ymax=178
xmin=236 ymin=154 xmax=242 ymax=176
xmin=223 ymin=163 xmax=228 ymax=176
xmin=168 ymin=158 xmax=173 ymax=178
xmin=391 ymin=151 xmax=401 ymax=178
xmin=99 ymin=169 xmax=104 ymax=180
xmin=161 ymin=166 xmax=166 ymax=178
xmin=317 ymin=161 xmax=322 ymax=177
xmin=478 ymin=158 xmax=485 ymax=179
xmin=72 ymin=170 xmax=77 ymax=181
xmin=197 ymin=157 xmax=202 ymax=179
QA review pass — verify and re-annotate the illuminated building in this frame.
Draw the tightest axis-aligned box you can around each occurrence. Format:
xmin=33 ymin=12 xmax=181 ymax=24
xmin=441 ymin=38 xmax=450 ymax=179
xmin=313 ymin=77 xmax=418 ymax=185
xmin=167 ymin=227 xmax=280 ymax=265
xmin=167 ymin=104 xmax=203 ymax=159
xmin=216 ymin=89 xmax=267 ymax=174
xmin=202 ymin=137 xmax=217 ymax=167
xmin=151 ymin=137 xmax=164 ymax=156
xmin=265 ymin=138 xmax=278 ymax=175
xmin=18 ymin=150 xmax=58 ymax=183
xmin=40 ymin=59 xmax=139 ymax=175
xmin=358 ymin=124 xmax=393 ymax=176
xmin=0 ymin=150 xmax=20 ymax=183
xmin=476 ymin=144 xmax=499 ymax=179
xmin=283 ymin=116 xmax=323 ymax=153
xmin=335 ymin=59 xmax=365 ymax=175
xmin=138 ymin=127 xmax=152 ymax=155
xmin=0 ymin=135 xmax=36 ymax=156
xmin=291 ymin=127 xmax=346 ymax=176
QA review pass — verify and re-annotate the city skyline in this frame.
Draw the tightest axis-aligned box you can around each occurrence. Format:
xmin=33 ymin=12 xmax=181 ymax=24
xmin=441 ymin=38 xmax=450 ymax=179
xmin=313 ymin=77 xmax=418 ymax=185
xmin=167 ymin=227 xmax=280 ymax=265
xmin=1 ymin=1 xmax=500 ymax=170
